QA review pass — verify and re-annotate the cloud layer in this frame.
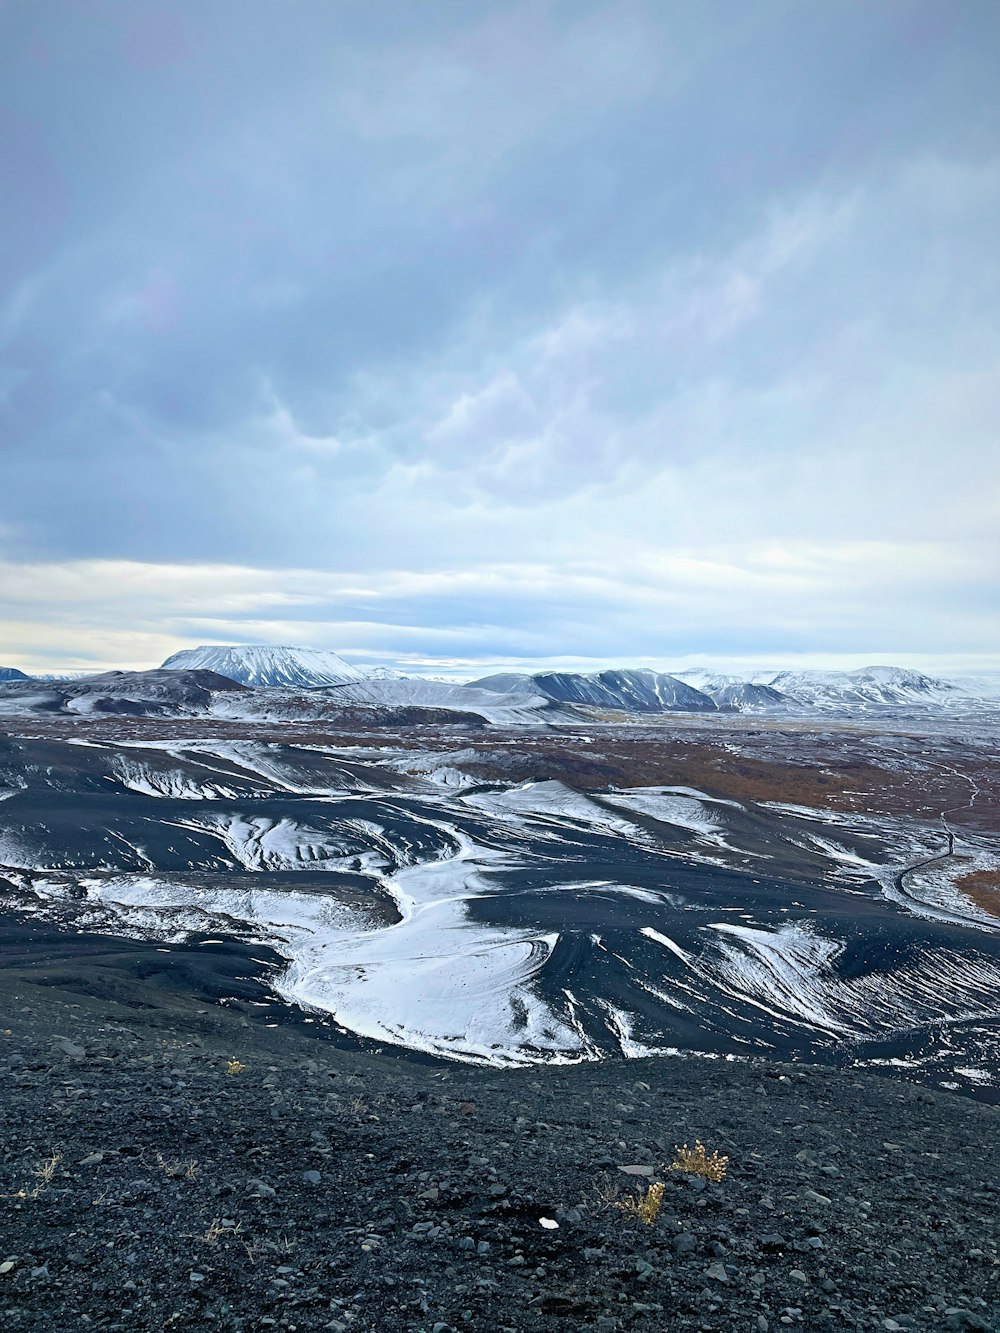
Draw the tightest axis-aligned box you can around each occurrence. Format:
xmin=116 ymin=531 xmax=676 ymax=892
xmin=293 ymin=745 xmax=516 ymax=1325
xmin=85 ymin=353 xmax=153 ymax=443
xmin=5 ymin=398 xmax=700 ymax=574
xmin=2 ymin=2 xmax=998 ymax=673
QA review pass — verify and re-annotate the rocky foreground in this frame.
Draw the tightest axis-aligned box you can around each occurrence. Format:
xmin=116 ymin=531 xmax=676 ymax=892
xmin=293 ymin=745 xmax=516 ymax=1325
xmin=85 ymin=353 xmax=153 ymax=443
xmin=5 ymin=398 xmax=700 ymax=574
xmin=2 ymin=960 xmax=998 ymax=1333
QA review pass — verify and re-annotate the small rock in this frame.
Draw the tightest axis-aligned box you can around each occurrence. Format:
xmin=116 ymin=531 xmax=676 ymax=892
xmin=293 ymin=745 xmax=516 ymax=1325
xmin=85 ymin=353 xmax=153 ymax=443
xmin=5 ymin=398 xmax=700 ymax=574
xmin=619 ymin=1164 xmax=655 ymax=1177
xmin=0 ymin=1261 xmax=15 ymax=1275
xmin=79 ymin=1153 xmax=104 ymax=1166
xmin=788 ymin=1269 xmax=809 ymax=1283
xmin=759 ymin=1234 xmax=787 ymax=1250
xmin=302 ymin=1170 xmax=321 ymax=1184
xmin=705 ymin=1263 xmax=729 ymax=1284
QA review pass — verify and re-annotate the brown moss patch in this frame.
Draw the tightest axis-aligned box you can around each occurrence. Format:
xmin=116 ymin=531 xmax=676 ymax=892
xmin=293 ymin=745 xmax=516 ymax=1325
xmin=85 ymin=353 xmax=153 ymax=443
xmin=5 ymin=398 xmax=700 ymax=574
xmin=7 ymin=715 xmax=1000 ymax=833
xmin=957 ymin=870 xmax=1000 ymax=920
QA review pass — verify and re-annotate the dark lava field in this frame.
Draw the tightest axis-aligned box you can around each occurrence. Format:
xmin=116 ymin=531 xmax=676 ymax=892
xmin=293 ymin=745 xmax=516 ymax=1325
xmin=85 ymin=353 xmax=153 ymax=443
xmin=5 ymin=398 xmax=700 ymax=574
xmin=1 ymin=717 xmax=998 ymax=1096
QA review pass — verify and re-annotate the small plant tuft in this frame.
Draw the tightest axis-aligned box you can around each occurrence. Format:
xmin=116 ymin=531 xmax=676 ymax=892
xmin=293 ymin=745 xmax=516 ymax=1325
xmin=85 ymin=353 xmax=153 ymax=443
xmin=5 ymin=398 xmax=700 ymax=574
xmin=156 ymin=1152 xmax=199 ymax=1180
xmin=604 ymin=1178 xmax=666 ymax=1225
xmin=1 ymin=1153 xmax=63 ymax=1201
xmin=34 ymin=1153 xmax=62 ymax=1186
xmin=668 ymin=1140 xmax=728 ymax=1183
xmin=225 ymin=1059 xmax=248 ymax=1076
xmin=200 ymin=1217 xmax=242 ymax=1245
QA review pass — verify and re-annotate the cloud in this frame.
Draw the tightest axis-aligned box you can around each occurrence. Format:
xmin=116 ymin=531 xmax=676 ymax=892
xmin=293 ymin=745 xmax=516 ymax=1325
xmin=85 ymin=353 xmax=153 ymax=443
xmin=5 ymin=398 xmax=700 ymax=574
xmin=1 ymin=2 xmax=998 ymax=669
xmin=1 ymin=537 xmax=996 ymax=675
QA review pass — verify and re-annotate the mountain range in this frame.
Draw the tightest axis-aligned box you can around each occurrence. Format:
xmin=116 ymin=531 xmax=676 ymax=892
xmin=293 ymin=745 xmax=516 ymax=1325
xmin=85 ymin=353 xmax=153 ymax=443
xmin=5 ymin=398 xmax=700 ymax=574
xmin=1 ymin=644 xmax=996 ymax=723
xmin=155 ymin=648 xmax=974 ymax=715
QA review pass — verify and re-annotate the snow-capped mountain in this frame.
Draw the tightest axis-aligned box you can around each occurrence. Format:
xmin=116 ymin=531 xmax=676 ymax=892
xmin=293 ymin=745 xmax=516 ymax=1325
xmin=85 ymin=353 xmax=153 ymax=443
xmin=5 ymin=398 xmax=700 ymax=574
xmin=951 ymin=673 xmax=1000 ymax=700
xmin=674 ymin=670 xmax=794 ymax=713
xmin=161 ymin=645 xmax=366 ymax=689
xmin=471 ymin=668 xmax=718 ymax=713
xmin=0 ymin=666 xmax=30 ymax=682
xmin=763 ymin=666 xmax=958 ymax=710
xmin=709 ymin=680 xmax=793 ymax=712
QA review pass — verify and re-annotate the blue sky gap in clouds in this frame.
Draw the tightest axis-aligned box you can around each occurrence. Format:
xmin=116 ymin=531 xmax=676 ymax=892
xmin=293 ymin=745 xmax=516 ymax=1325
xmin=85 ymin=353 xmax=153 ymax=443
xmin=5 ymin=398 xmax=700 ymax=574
xmin=1 ymin=1 xmax=998 ymax=675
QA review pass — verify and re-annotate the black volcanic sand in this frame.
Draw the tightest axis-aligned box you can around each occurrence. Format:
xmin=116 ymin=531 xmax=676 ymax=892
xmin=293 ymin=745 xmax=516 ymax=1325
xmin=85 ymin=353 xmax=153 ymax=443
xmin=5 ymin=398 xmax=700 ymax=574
xmin=2 ymin=918 xmax=998 ymax=1333
xmin=5 ymin=726 xmax=1000 ymax=1092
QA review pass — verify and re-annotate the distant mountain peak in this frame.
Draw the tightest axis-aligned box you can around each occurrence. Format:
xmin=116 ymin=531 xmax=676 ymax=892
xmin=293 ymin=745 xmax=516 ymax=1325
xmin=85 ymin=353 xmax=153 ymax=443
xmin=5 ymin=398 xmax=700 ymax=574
xmin=470 ymin=667 xmax=718 ymax=713
xmin=764 ymin=666 xmax=956 ymax=708
xmin=673 ymin=669 xmax=795 ymax=712
xmin=160 ymin=644 xmax=365 ymax=689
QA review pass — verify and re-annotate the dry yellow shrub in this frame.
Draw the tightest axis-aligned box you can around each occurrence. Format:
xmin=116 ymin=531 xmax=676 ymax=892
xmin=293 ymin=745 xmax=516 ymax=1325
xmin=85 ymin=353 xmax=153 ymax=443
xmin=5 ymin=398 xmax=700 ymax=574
xmin=668 ymin=1140 xmax=728 ymax=1183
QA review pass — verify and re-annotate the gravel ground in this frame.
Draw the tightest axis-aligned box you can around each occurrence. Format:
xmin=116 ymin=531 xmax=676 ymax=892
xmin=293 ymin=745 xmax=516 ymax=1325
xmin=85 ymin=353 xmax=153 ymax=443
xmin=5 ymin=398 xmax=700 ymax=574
xmin=2 ymin=971 xmax=998 ymax=1333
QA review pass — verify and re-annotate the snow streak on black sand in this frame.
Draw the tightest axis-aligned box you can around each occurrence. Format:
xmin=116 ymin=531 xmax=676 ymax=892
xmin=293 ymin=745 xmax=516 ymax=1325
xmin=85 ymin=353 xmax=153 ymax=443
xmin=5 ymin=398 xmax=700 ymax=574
xmin=1 ymin=734 xmax=999 ymax=1094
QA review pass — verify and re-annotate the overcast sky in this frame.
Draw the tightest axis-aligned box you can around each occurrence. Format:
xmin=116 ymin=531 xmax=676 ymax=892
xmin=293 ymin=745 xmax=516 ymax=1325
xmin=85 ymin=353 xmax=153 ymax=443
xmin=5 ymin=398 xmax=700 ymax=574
xmin=1 ymin=0 xmax=998 ymax=677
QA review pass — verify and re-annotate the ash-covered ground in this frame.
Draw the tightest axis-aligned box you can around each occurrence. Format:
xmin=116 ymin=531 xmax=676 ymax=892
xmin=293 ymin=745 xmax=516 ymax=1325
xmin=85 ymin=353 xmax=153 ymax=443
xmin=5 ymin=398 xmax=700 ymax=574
xmin=2 ymin=713 xmax=999 ymax=1330
xmin=1 ymin=952 xmax=998 ymax=1333
xmin=1 ymin=714 xmax=998 ymax=1095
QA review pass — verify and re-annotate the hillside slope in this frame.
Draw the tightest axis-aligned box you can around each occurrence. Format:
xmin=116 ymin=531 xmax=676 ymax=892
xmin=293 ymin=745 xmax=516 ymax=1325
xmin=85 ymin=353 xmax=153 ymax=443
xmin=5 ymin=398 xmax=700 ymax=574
xmin=1 ymin=953 xmax=996 ymax=1333
xmin=472 ymin=668 xmax=717 ymax=713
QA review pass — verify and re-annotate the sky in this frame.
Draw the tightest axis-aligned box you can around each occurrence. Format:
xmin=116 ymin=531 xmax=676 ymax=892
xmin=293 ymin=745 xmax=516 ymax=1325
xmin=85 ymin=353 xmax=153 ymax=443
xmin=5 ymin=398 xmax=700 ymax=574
xmin=1 ymin=0 xmax=999 ymax=679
